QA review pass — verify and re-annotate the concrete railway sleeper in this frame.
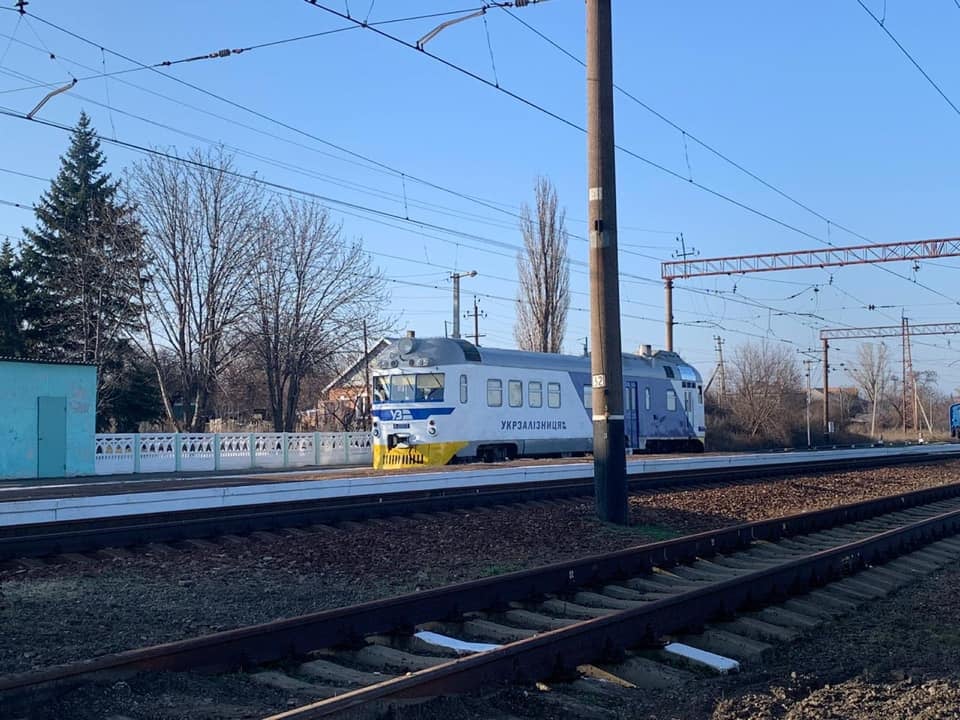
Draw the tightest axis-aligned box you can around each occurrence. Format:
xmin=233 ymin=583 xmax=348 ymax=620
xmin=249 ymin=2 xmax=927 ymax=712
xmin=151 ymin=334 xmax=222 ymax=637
xmin=5 ymin=483 xmax=960 ymax=717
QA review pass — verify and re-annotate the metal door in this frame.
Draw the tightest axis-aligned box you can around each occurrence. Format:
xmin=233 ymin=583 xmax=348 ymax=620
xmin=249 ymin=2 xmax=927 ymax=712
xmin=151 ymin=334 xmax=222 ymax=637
xmin=624 ymin=381 xmax=640 ymax=449
xmin=37 ymin=396 xmax=67 ymax=478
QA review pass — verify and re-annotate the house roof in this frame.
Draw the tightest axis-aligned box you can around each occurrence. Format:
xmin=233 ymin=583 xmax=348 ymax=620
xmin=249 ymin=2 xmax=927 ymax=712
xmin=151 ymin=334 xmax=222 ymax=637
xmin=321 ymin=338 xmax=393 ymax=394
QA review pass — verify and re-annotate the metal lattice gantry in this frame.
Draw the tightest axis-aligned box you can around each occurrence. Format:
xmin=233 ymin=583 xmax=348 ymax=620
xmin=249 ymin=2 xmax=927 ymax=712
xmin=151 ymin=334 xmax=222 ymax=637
xmin=658 ymin=235 xmax=960 ymax=357
xmin=661 ymin=237 xmax=960 ymax=280
xmin=820 ymin=323 xmax=960 ymax=341
xmin=819 ymin=321 xmax=960 ymax=439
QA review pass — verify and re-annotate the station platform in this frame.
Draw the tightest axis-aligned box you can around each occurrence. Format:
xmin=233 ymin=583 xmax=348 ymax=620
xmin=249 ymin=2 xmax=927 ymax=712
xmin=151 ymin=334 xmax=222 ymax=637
xmin=1 ymin=444 xmax=958 ymax=529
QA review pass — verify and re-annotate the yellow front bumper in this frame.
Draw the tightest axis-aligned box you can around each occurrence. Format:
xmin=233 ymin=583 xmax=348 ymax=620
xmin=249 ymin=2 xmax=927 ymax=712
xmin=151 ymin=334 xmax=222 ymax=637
xmin=373 ymin=440 xmax=468 ymax=469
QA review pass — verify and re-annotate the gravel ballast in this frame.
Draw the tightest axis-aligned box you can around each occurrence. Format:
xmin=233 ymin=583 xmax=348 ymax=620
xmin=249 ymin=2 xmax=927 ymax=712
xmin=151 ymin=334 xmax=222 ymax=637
xmin=3 ymin=460 xmax=960 ymax=718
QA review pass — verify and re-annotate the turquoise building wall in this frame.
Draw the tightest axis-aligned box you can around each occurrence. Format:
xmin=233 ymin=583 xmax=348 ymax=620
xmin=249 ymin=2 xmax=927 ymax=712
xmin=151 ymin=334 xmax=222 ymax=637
xmin=0 ymin=360 xmax=97 ymax=479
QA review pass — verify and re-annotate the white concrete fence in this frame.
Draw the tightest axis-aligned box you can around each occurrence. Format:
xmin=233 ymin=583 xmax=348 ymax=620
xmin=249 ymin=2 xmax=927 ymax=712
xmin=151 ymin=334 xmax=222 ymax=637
xmin=94 ymin=432 xmax=373 ymax=476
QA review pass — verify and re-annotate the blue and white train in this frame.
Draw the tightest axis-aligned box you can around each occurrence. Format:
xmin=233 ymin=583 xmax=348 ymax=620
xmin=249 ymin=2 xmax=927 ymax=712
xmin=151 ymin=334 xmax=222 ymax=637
xmin=370 ymin=336 xmax=706 ymax=469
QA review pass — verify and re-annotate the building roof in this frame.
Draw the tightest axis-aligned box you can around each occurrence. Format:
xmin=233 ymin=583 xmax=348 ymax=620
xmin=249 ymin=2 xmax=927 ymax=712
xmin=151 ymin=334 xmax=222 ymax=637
xmin=0 ymin=356 xmax=97 ymax=367
xmin=321 ymin=338 xmax=393 ymax=395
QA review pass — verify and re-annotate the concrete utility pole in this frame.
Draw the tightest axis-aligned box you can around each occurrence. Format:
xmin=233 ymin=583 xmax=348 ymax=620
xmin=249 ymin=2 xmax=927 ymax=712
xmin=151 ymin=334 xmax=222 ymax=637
xmin=803 ymin=359 xmax=814 ymax=448
xmin=450 ymin=270 xmax=476 ymax=339
xmin=665 ymin=235 xmax=697 ymax=353
xmin=822 ymin=338 xmax=830 ymax=443
xmin=587 ymin=0 xmax=627 ymax=524
xmin=465 ymin=296 xmax=486 ymax=346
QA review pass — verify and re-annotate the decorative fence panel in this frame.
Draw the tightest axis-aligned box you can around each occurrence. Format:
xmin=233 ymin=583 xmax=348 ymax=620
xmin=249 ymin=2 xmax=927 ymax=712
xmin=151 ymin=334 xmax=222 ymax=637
xmin=94 ymin=431 xmax=373 ymax=476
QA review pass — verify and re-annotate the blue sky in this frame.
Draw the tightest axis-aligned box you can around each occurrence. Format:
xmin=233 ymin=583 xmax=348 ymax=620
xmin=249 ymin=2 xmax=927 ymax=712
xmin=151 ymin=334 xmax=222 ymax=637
xmin=1 ymin=1 xmax=959 ymax=392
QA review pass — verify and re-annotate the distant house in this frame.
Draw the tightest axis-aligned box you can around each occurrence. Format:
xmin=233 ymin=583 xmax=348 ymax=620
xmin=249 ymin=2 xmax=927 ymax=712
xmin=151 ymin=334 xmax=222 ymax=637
xmin=811 ymin=386 xmax=861 ymax=403
xmin=0 ymin=358 xmax=97 ymax=479
xmin=300 ymin=338 xmax=393 ymax=431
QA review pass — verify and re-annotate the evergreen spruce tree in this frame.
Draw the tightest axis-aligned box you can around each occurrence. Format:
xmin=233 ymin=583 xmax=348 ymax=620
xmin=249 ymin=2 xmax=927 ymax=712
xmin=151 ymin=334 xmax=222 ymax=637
xmin=21 ymin=112 xmax=149 ymax=427
xmin=0 ymin=239 xmax=27 ymax=356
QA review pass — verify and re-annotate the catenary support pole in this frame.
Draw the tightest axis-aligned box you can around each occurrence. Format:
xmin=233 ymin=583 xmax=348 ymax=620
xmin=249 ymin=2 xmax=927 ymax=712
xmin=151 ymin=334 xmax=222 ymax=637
xmin=587 ymin=0 xmax=627 ymax=524
xmin=452 ymin=274 xmax=461 ymax=339
xmin=665 ymin=278 xmax=674 ymax=352
xmin=822 ymin=338 xmax=830 ymax=443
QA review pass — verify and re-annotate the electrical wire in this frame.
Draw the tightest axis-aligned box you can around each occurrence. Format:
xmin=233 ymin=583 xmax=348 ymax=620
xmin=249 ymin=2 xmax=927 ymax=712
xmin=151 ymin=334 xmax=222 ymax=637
xmin=16 ymin=7 xmax=541 ymax=230
xmin=300 ymin=1 xmax=960 ymax=308
xmin=855 ymin=0 xmax=960 ymax=117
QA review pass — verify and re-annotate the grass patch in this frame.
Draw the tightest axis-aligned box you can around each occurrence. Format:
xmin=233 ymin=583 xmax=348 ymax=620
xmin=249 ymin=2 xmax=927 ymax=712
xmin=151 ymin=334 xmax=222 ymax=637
xmin=476 ymin=562 xmax=526 ymax=578
xmin=602 ymin=522 xmax=679 ymax=541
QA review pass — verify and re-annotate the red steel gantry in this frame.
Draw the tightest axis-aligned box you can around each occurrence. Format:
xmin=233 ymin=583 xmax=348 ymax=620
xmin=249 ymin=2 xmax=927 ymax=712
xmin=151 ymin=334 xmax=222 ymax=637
xmin=660 ymin=236 xmax=960 ymax=440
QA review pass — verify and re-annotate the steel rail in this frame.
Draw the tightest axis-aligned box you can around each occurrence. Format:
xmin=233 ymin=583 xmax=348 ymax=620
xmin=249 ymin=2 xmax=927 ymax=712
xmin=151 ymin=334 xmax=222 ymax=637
xmin=2 ymin=479 xmax=960 ymax=703
xmin=273 ymin=505 xmax=960 ymax=718
xmin=1 ymin=448 xmax=953 ymax=561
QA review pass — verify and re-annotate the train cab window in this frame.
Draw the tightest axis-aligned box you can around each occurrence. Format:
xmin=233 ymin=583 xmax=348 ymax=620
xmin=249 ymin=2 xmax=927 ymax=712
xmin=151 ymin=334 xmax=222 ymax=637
xmin=664 ymin=366 xmax=675 ymax=379
xmin=529 ymin=381 xmax=543 ymax=407
xmin=390 ymin=375 xmax=416 ymax=402
xmin=460 ymin=374 xmax=468 ymax=404
xmin=487 ymin=379 xmax=503 ymax=407
xmin=582 ymin=386 xmax=592 ymax=410
xmin=644 ymin=387 xmax=651 ymax=411
xmin=373 ymin=376 xmax=390 ymax=403
xmin=547 ymin=382 xmax=561 ymax=408
xmin=415 ymin=373 xmax=445 ymax=402
xmin=508 ymin=380 xmax=523 ymax=407
xmin=666 ymin=389 xmax=677 ymax=411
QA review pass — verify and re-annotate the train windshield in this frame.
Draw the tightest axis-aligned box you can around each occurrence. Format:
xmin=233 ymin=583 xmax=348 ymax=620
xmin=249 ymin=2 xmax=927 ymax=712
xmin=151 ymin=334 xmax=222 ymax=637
xmin=373 ymin=373 xmax=445 ymax=403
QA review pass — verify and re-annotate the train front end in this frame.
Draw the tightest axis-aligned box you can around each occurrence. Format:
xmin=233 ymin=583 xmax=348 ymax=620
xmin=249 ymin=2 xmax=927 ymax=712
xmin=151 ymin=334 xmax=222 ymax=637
xmin=371 ymin=337 xmax=467 ymax=469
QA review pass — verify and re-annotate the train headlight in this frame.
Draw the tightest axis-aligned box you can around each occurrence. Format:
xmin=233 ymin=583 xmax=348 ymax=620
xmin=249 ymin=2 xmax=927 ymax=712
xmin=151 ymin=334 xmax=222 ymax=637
xmin=372 ymin=427 xmax=380 ymax=438
xmin=428 ymin=426 xmax=437 ymax=436
xmin=427 ymin=419 xmax=437 ymax=436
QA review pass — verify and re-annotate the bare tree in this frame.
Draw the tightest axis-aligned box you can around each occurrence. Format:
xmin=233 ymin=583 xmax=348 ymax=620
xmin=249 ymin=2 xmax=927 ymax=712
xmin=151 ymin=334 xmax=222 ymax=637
xmin=727 ymin=341 xmax=802 ymax=442
xmin=243 ymin=199 xmax=389 ymax=431
xmin=848 ymin=342 xmax=891 ymax=437
xmin=130 ymin=148 xmax=263 ymax=431
xmin=514 ymin=177 xmax=569 ymax=353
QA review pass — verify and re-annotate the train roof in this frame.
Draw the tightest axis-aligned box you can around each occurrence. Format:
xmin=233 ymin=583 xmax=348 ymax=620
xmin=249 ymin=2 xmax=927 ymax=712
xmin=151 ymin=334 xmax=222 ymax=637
xmin=375 ymin=337 xmax=701 ymax=382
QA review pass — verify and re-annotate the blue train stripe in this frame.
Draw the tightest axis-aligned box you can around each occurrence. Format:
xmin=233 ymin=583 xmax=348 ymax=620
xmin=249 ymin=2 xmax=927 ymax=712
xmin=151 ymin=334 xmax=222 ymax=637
xmin=373 ymin=407 xmax=456 ymax=421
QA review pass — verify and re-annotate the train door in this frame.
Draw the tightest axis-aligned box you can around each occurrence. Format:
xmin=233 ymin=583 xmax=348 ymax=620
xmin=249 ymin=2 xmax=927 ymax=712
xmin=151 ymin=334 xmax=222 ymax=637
xmin=684 ymin=388 xmax=694 ymax=429
xmin=624 ymin=381 xmax=640 ymax=450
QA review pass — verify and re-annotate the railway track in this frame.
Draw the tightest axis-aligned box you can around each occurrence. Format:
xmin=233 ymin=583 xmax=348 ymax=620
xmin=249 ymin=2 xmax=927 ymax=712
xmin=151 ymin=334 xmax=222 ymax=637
xmin=1 ymin=446 xmax=956 ymax=562
xmin=4 ymin=480 xmax=960 ymax=718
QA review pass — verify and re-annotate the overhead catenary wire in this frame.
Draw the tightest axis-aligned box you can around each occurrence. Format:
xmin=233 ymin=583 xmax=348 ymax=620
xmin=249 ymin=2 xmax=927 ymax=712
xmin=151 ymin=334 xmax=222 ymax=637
xmin=2 ymin=8 xmax=957 ymax=361
xmin=855 ymin=0 xmax=960 ymax=117
xmin=0 ymin=103 xmax=843 ymax=349
xmin=11 ymin=7 xmax=547 ymax=230
xmin=300 ymin=0 xmax=960 ymax=308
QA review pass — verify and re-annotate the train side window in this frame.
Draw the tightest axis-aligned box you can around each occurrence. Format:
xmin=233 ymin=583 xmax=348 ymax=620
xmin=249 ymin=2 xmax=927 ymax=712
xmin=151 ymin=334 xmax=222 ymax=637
xmin=547 ymin=382 xmax=561 ymax=408
xmin=529 ymin=381 xmax=543 ymax=407
xmin=487 ymin=379 xmax=503 ymax=407
xmin=582 ymin=385 xmax=592 ymax=410
xmin=666 ymin=389 xmax=677 ymax=411
xmin=698 ymin=385 xmax=703 ymax=404
xmin=460 ymin=374 xmax=468 ymax=404
xmin=644 ymin=387 xmax=651 ymax=410
xmin=508 ymin=380 xmax=523 ymax=407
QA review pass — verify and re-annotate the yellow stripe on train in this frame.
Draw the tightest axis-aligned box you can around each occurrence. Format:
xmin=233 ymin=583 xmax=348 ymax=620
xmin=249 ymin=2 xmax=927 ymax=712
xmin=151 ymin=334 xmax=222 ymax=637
xmin=373 ymin=441 xmax=469 ymax=469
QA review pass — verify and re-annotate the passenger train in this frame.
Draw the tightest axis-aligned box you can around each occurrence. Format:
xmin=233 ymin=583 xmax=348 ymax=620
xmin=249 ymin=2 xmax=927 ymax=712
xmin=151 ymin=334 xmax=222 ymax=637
xmin=371 ymin=336 xmax=705 ymax=469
